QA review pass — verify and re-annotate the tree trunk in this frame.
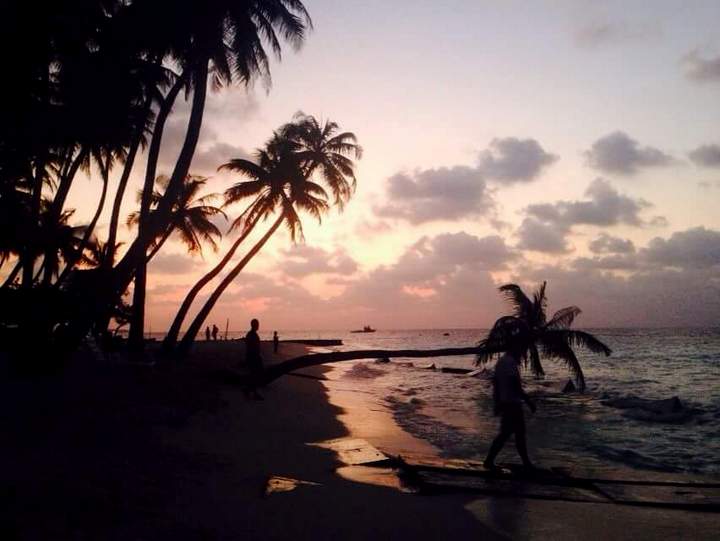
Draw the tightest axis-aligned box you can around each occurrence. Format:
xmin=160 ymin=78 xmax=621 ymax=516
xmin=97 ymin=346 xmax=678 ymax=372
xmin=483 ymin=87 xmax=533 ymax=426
xmin=176 ymin=213 xmax=285 ymax=357
xmin=1 ymin=259 xmax=22 ymax=288
xmin=127 ymin=64 xmax=206 ymax=351
xmin=145 ymin=227 xmax=173 ymax=262
xmin=54 ymin=159 xmax=111 ymax=286
xmin=49 ymin=149 xmax=87 ymax=224
xmin=161 ymin=220 xmax=258 ymax=353
xmin=22 ymin=160 xmax=45 ymax=288
xmin=260 ymin=347 xmax=479 ymax=384
xmin=104 ymin=129 xmax=145 ymax=269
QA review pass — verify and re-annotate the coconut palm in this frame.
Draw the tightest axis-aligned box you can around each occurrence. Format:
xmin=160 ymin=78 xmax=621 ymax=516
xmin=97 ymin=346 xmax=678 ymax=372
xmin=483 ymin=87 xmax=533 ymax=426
xmin=476 ymin=282 xmax=611 ymax=391
xmin=127 ymin=175 xmax=226 ymax=261
xmin=119 ymin=0 xmax=312 ymax=349
xmin=161 ymin=135 xmax=296 ymax=351
xmin=175 ymin=133 xmax=337 ymax=355
xmin=283 ymin=112 xmax=362 ymax=208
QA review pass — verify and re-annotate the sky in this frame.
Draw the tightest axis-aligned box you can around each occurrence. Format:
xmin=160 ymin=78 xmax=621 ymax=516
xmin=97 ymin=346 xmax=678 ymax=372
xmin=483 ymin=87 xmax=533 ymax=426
xmin=64 ymin=0 xmax=720 ymax=331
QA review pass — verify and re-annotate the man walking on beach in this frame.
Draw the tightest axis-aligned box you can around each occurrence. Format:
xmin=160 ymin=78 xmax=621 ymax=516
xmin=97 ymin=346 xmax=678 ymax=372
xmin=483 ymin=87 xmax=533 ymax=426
xmin=484 ymin=337 xmax=537 ymax=470
xmin=244 ymin=318 xmax=264 ymax=400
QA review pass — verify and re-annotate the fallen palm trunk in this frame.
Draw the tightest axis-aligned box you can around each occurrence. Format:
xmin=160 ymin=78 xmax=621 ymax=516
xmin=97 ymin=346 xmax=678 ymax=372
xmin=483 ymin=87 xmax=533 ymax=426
xmin=261 ymin=346 xmax=480 ymax=384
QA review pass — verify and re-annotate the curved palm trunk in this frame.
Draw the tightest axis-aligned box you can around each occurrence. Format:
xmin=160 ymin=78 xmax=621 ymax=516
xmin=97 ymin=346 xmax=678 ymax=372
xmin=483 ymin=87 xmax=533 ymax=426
xmin=49 ymin=149 xmax=87 ymax=224
xmin=261 ymin=347 xmax=480 ymax=385
xmin=54 ymin=163 xmax=111 ymax=286
xmin=1 ymin=259 xmax=22 ymax=288
xmin=176 ymin=214 xmax=285 ymax=357
xmin=127 ymin=65 xmax=206 ymax=350
xmin=145 ymin=227 xmax=173 ymax=262
xmin=22 ymin=159 xmax=45 ymax=289
xmin=161 ymin=223 xmax=257 ymax=353
xmin=104 ymin=135 xmax=143 ymax=268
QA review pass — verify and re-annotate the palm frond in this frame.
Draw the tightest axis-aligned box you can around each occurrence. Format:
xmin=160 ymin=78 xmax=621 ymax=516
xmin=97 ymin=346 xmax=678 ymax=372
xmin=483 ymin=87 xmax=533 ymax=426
xmin=498 ymin=284 xmax=533 ymax=319
xmin=550 ymin=329 xmax=612 ymax=356
xmin=538 ymin=334 xmax=587 ymax=391
xmin=546 ymin=306 xmax=582 ymax=330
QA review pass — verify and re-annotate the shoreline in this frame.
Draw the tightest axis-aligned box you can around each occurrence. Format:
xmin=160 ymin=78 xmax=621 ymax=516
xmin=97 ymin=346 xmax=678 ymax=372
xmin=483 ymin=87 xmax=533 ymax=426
xmin=1 ymin=339 xmax=717 ymax=539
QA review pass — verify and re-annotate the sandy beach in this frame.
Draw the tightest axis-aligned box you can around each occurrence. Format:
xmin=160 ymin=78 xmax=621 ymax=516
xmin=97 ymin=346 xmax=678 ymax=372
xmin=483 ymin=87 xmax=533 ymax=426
xmin=1 ymin=340 xmax=716 ymax=540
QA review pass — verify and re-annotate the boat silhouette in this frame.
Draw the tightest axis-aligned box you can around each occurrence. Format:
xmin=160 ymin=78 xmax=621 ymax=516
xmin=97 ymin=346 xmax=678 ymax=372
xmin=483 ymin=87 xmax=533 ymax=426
xmin=350 ymin=325 xmax=376 ymax=333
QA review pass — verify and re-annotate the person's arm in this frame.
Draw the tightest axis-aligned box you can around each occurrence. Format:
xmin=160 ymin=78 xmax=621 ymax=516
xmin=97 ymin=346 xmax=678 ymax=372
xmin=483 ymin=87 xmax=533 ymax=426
xmin=510 ymin=374 xmax=536 ymax=413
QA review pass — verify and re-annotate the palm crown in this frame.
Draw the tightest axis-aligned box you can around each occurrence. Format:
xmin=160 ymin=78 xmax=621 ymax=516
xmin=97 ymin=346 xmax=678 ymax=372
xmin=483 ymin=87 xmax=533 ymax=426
xmin=128 ymin=175 xmax=225 ymax=255
xmin=476 ymin=281 xmax=611 ymax=391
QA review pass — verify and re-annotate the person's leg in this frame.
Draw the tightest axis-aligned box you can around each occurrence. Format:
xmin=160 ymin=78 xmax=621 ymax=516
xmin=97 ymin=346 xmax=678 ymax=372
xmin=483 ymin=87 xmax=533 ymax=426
xmin=484 ymin=408 xmax=513 ymax=468
xmin=512 ymin=408 xmax=533 ymax=468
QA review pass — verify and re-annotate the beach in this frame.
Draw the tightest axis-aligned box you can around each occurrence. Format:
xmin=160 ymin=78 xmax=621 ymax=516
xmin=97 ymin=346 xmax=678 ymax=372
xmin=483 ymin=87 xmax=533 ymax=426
xmin=1 ymin=339 xmax=717 ymax=540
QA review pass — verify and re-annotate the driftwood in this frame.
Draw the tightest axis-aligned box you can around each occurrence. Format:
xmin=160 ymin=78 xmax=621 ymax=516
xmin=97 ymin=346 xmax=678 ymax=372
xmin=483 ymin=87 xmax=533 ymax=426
xmin=261 ymin=346 xmax=479 ymax=384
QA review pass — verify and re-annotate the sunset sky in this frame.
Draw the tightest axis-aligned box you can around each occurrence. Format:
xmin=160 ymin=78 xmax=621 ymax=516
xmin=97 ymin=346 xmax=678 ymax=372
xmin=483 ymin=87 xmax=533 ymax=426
xmin=62 ymin=0 xmax=720 ymax=331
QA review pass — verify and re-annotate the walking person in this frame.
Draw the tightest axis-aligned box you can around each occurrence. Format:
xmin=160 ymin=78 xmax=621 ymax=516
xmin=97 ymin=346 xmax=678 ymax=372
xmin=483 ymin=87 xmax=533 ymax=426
xmin=244 ymin=318 xmax=264 ymax=400
xmin=205 ymin=326 xmax=211 ymax=341
xmin=484 ymin=321 xmax=537 ymax=471
xmin=273 ymin=331 xmax=279 ymax=354
xmin=211 ymin=324 xmax=219 ymax=341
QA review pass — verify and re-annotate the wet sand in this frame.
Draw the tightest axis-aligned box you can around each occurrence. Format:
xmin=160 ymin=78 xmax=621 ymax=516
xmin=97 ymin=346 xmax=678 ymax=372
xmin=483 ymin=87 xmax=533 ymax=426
xmin=0 ymin=340 xmax=716 ymax=539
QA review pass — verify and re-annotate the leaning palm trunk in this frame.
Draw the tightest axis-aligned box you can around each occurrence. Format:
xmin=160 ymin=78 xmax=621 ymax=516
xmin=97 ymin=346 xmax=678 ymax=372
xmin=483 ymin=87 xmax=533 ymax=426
xmin=176 ymin=213 xmax=285 ymax=356
xmin=253 ymin=347 xmax=479 ymax=384
xmin=127 ymin=70 xmax=201 ymax=350
xmin=103 ymin=135 xmax=143 ymax=269
xmin=2 ymin=260 xmax=22 ymax=288
xmin=161 ymin=214 xmax=260 ymax=353
xmin=54 ymin=163 xmax=111 ymax=286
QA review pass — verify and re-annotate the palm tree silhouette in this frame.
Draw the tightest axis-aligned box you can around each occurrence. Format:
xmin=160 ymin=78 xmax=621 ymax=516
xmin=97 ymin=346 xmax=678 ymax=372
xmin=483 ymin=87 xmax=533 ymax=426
xmin=164 ymin=114 xmax=360 ymax=354
xmin=174 ymin=123 xmax=357 ymax=355
xmin=161 ymin=137 xmax=295 ymax=352
xmin=127 ymin=175 xmax=226 ymax=262
xmin=476 ymin=282 xmax=611 ymax=391
xmin=118 ymin=1 xmax=312 ymax=350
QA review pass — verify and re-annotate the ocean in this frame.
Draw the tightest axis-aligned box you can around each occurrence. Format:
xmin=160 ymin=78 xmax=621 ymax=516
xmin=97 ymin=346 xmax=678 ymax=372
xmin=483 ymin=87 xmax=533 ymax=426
xmin=266 ymin=327 xmax=720 ymax=478
xmin=153 ymin=327 xmax=720 ymax=477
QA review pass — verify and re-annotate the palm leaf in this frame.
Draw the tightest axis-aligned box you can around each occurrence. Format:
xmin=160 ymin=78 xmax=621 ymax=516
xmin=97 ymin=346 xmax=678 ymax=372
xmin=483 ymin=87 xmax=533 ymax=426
xmin=546 ymin=306 xmax=582 ymax=330
xmin=498 ymin=284 xmax=533 ymax=319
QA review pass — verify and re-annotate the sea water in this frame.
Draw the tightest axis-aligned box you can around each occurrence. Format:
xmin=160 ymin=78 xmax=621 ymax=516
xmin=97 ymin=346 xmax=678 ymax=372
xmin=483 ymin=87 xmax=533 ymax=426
xmin=152 ymin=327 xmax=720 ymax=476
xmin=270 ymin=328 xmax=720 ymax=478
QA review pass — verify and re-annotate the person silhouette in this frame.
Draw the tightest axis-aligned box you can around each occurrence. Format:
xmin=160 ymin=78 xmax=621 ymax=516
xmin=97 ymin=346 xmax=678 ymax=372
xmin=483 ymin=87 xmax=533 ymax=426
xmin=205 ymin=326 xmax=211 ymax=341
xmin=484 ymin=326 xmax=537 ymax=471
xmin=211 ymin=324 xmax=219 ymax=341
xmin=244 ymin=318 xmax=263 ymax=400
xmin=273 ymin=331 xmax=279 ymax=353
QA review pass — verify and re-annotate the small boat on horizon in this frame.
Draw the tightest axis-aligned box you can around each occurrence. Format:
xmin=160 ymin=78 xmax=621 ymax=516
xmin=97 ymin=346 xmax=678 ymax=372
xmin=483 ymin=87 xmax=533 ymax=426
xmin=350 ymin=325 xmax=376 ymax=333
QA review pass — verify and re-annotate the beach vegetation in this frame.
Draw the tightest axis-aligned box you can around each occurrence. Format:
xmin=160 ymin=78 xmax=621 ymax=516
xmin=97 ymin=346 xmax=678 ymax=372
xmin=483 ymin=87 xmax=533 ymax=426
xmin=475 ymin=282 xmax=612 ymax=391
xmin=0 ymin=0 xmax=313 ymax=360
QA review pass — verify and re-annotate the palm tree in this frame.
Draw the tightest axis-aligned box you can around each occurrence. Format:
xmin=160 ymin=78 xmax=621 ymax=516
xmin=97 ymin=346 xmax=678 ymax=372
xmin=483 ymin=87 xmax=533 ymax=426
xmin=174 ymin=130 xmax=342 ymax=356
xmin=166 ymin=114 xmax=361 ymax=354
xmin=476 ymin=282 xmax=611 ymax=391
xmin=114 ymin=0 xmax=312 ymax=344
xmin=161 ymin=137 xmax=293 ymax=352
xmin=283 ymin=112 xmax=363 ymax=208
xmin=127 ymin=175 xmax=226 ymax=262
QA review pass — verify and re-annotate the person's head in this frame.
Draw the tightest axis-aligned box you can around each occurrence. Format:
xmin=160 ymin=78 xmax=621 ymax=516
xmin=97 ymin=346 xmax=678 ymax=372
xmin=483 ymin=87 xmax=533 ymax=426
xmin=488 ymin=316 xmax=529 ymax=361
xmin=250 ymin=318 xmax=259 ymax=331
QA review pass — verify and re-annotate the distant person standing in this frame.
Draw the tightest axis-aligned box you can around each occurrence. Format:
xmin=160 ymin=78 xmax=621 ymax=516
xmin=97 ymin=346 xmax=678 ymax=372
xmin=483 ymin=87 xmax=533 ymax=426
xmin=211 ymin=324 xmax=219 ymax=341
xmin=244 ymin=318 xmax=263 ymax=400
xmin=484 ymin=328 xmax=537 ymax=471
xmin=205 ymin=326 xmax=211 ymax=341
xmin=273 ymin=331 xmax=279 ymax=353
